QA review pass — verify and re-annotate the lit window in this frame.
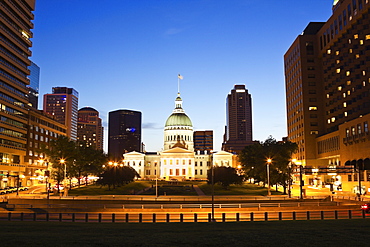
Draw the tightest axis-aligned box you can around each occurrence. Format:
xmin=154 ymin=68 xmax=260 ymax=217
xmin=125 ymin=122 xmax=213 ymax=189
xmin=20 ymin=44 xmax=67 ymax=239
xmin=347 ymin=80 xmax=351 ymax=85
xmin=360 ymin=40 xmax=364 ymax=45
xmin=327 ymin=49 xmax=331 ymax=54
xmin=331 ymin=117 xmax=336 ymax=122
xmin=356 ymin=54 xmax=360 ymax=59
xmin=327 ymin=119 xmax=331 ymax=124
xmin=346 ymin=71 xmax=350 ymax=76
xmin=335 ymin=51 xmax=340 ymax=55
xmin=336 ymin=60 xmax=340 ymax=64
xmin=344 ymin=111 xmax=348 ymax=117
xmin=338 ymin=86 xmax=342 ymax=91
xmin=343 ymin=102 xmax=347 ymax=107
xmin=354 ymin=34 xmax=359 ymax=39
xmin=343 ymin=93 xmax=346 ymax=98
xmin=366 ymin=35 xmax=370 ymax=40
xmin=363 ymin=71 xmax=366 ymax=76
xmin=336 ymin=68 xmax=341 ymax=73
xmin=309 ymin=106 xmax=317 ymax=111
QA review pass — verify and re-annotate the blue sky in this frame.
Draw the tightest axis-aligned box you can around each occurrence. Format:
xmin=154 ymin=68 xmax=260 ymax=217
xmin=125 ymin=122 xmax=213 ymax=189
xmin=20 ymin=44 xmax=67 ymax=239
xmin=31 ymin=0 xmax=333 ymax=152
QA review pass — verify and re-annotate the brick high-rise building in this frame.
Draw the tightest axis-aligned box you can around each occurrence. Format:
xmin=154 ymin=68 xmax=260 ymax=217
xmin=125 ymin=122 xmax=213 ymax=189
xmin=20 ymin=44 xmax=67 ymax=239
xmin=43 ymin=87 xmax=79 ymax=141
xmin=284 ymin=0 xmax=370 ymax=192
xmin=222 ymin=85 xmax=254 ymax=153
xmin=0 ymin=0 xmax=35 ymax=188
xmin=77 ymin=107 xmax=104 ymax=150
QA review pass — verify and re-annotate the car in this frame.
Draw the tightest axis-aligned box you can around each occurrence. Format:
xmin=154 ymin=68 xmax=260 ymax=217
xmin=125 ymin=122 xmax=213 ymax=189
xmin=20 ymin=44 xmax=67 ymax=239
xmin=3 ymin=187 xmax=17 ymax=194
xmin=361 ymin=203 xmax=370 ymax=213
xmin=54 ymin=184 xmax=64 ymax=191
xmin=0 ymin=188 xmax=7 ymax=195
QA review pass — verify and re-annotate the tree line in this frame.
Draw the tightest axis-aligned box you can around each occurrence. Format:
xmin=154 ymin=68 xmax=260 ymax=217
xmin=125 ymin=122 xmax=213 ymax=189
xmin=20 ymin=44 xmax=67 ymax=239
xmin=42 ymin=136 xmax=139 ymax=190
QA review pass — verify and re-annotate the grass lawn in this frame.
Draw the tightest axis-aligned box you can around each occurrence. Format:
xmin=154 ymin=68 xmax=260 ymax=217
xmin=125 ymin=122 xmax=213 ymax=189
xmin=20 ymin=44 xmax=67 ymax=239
xmin=1 ymin=219 xmax=369 ymax=246
xmin=68 ymin=181 xmax=151 ymax=196
xmin=199 ymin=183 xmax=283 ymax=196
xmin=67 ymin=181 xmax=282 ymax=197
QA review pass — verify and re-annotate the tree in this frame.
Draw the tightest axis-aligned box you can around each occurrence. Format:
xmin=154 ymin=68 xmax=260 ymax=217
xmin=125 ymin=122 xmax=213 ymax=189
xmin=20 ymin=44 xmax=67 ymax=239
xmin=98 ymin=166 xmax=140 ymax=190
xmin=207 ymin=166 xmax=244 ymax=189
xmin=42 ymin=136 xmax=75 ymax=191
xmin=239 ymin=136 xmax=298 ymax=194
xmin=71 ymin=144 xmax=108 ymax=187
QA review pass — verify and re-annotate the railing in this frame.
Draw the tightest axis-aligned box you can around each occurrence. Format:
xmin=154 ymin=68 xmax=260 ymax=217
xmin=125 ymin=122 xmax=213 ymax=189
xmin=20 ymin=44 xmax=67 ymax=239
xmin=0 ymin=210 xmax=367 ymax=223
xmin=4 ymin=201 xmax=345 ymax=210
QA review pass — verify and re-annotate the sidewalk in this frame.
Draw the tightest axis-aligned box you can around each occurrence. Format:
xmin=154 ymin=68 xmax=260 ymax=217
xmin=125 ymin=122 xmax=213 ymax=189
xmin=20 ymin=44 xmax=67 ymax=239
xmin=193 ymin=185 xmax=206 ymax=196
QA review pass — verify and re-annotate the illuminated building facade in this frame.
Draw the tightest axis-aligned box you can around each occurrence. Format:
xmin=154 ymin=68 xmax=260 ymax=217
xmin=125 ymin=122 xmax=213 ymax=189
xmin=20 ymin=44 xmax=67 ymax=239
xmin=123 ymin=91 xmax=236 ymax=181
xmin=25 ymin=108 xmax=67 ymax=186
xmin=284 ymin=0 xmax=370 ymax=192
xmin=77 ymin=107 xmax=104 ymax=150
xmin=0 ymin=0 xmax=35 ymax=188
xmin=43 ymin=87 xmax=79 ymax=141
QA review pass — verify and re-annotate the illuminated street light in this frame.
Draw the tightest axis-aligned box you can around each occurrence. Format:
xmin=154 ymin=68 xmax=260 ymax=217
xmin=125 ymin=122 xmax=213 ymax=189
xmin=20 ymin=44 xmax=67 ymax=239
xmin=267 ymin=158 xmax=272 ymax=196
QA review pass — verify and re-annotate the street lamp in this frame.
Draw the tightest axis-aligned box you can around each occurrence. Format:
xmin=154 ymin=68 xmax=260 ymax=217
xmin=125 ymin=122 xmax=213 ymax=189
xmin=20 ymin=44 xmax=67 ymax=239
xmin=267 ymin=158 xmax=272 ymax=196
xmin=288 ymin=159 xmax=296 ymax=198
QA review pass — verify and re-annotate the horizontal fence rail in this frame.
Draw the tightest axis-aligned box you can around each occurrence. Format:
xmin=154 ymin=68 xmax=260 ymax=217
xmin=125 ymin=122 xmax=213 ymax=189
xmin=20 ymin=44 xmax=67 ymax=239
xmin=0 ymin=210 xmax=367 ymax=223
xmin=5 ymin=201 xmax=349 ymax=210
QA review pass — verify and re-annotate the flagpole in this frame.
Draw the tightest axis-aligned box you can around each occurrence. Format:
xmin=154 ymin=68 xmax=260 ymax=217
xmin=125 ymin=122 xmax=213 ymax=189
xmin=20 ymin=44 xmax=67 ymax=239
xmin=178 ymin=76 xmax=180 ymax=93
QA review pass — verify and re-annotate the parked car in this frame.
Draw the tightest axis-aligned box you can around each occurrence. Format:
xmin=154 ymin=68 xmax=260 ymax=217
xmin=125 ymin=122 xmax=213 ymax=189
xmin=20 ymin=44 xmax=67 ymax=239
xmin=54 ymin=184 xmax=64 ymax=191
xmin=3 ymin=187 xmax=17 ymax=193
xmin=18 ymin=186 xmax=29 ymax=191
xmin=361 ymin=203 xmax=370 ymax=213
xmin=0 ymin=188 xmax=7 ymax=195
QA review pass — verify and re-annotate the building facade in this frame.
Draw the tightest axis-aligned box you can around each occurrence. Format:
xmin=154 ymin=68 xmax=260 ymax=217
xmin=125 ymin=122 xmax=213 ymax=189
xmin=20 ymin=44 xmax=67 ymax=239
xmin=108 ymin=109 xmax=142 ymax=160
xmin=27 ymin=61 xmax=40 ymax=109
xmin=77 ymin=107 xmax=104 ymax=150
xmin=222 ymin=85 xmax=254 ymax=153
xmin=122 ymin=91 xmax=236 ymax=181
xmin=43 ymin=87 xmax=79 ymax=141
xmin=25 ymin=108 xmax=67 ymax=186
xmin=284 ymin=0 xmax=370 ymax=193
xmin=194 ymin=130 xmax=213 ymax=152
xmin=0 ymin=0 xmax=35 ymax=188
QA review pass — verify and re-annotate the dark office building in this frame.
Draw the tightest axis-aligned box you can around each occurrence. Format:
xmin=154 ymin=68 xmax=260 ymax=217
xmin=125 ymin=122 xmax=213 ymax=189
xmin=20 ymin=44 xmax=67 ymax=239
xmin=27 ymin=61 xmax=40 ymax=109
xmin=108 ymin=109 xmax=142 ymax=160
xmin=222 ymin=85 xmax=254 ymax=153
xmin=43 ymin=87 xmax=79 ymax=141
xmin=194 ymin=130 xmax=213 ymax=152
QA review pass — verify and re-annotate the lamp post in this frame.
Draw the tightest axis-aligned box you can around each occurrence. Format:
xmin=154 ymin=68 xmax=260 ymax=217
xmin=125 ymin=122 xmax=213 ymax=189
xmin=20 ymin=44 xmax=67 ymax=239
xmin=155 ymin=161 xmax=159 ymax=198
xmin=288 ymin=159 xmax=296 ymax=198
xmin=59 ymin=159 xmax=65 ymax=194
xmin=267 ymin=158 xmax=272 ymax=196
xmin=210 ymin=151 xmax=215 ymax=222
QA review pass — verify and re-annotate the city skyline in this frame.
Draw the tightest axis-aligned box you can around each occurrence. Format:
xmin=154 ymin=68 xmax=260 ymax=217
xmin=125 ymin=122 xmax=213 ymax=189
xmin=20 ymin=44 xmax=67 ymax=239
xmin=31 ymin=0 xmax=333 ymax=152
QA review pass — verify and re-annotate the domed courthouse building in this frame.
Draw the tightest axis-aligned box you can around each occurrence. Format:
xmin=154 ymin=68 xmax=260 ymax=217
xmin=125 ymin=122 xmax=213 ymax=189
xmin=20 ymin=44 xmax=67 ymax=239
xmin=123 ymin=92 xmax=237 ymax=181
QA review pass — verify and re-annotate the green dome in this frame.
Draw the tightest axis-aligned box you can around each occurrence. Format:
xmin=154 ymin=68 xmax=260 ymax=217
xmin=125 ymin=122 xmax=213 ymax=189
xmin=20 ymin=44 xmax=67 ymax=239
xmin=165 ymin=113 xmax=192 ymax=127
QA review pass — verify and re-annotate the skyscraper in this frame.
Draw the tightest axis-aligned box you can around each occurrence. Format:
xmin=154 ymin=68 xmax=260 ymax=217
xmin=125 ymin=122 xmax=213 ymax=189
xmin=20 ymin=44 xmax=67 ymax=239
xmin=194 ymin=130 xmax=213 ymax=152
xmin=222 ymin=85 xmax=253 ymax=153
xmin=77 ymin=107 xmax=104 ymax=150
xmin=0 ymin=0 xmax=35 ymax=188
xmin=27 ymin=61 xmax=40 ymax=109
xmin=43 ymin=87 xmax=79 ymax=141
xmin=284 ymin=0 xmax=370 ymax=191
xmin=108 ymin=109 xmax=142 ymax=160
